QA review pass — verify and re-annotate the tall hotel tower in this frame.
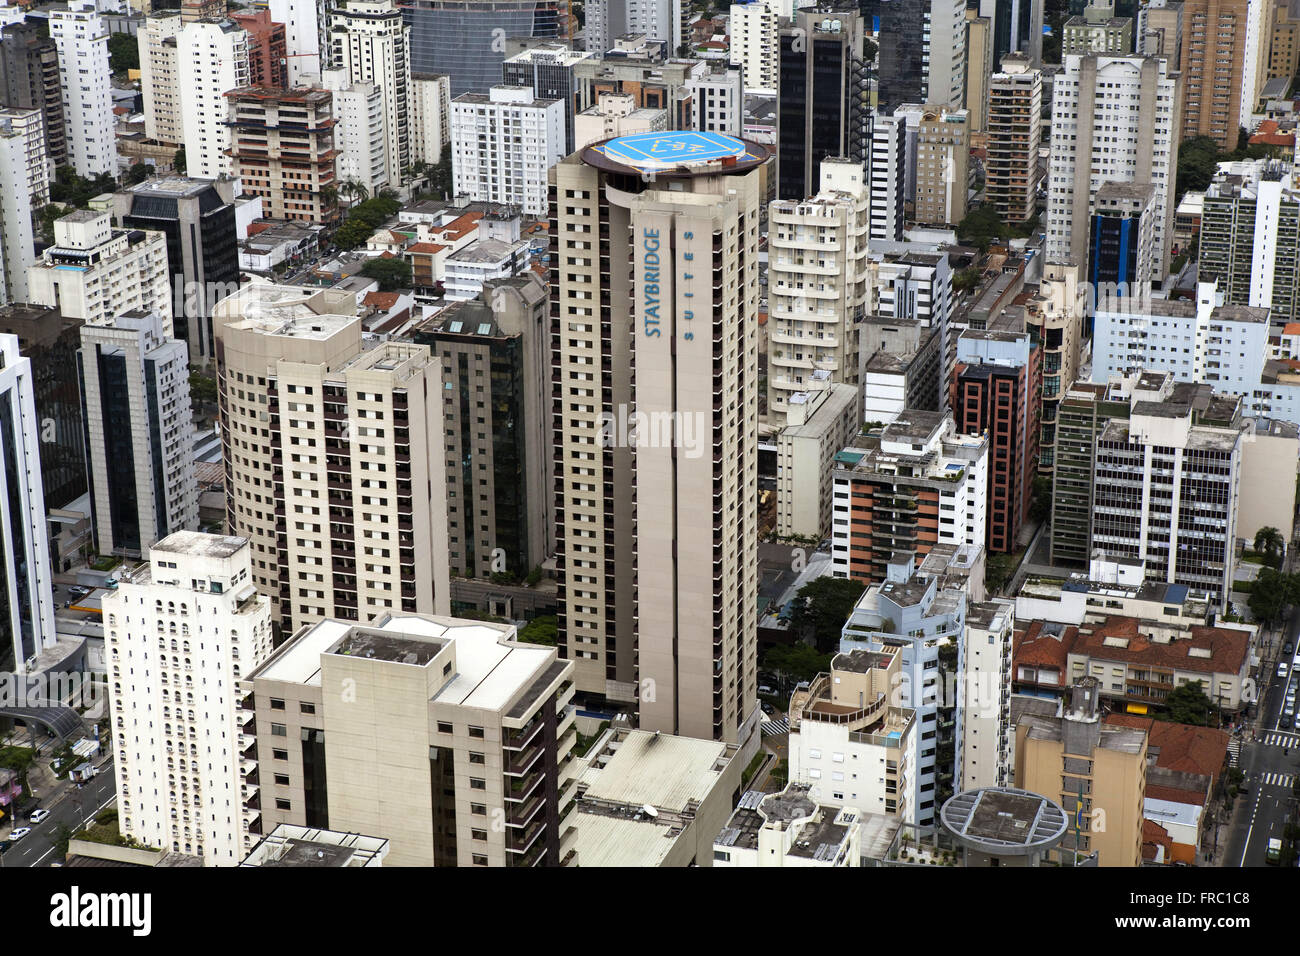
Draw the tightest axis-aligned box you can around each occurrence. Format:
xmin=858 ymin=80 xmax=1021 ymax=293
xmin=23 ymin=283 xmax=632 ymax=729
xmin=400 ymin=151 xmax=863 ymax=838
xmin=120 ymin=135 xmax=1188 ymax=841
xmin=550 ymin=131 xmax=767 ymax=746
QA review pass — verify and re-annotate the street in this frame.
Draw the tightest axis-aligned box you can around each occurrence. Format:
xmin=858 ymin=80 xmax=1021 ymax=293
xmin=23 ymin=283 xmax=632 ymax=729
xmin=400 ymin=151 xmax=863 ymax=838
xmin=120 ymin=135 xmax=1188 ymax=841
xmin=2 ymin=758 xmax=116 ymax=868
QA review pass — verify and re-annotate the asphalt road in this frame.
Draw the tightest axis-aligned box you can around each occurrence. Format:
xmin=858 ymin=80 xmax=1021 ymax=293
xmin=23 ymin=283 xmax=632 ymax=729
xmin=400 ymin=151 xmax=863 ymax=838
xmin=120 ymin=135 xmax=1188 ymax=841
xmin=1 ymin=759 xmax=116 ymax=868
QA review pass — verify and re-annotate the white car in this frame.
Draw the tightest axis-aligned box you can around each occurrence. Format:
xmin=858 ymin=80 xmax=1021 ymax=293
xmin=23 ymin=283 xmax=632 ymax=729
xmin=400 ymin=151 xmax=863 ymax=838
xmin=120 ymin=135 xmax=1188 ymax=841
xmin=29 ymin=809 xmax=49 ymax=824
xmin=9 ymin=827 xmax=31 ymax=841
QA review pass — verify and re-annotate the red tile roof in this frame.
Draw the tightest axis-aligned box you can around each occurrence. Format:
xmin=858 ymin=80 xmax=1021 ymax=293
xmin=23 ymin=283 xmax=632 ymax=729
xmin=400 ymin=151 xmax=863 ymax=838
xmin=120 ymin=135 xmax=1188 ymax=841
xmin=1104 ymin=713 xmax=1228 ymax=784
xmin=1072 ymin=616 xmax=1249 ymax=677
xmin=1142 ymin=818 xmax=1174 ymax=862
xmin=363 ymin=291 xmax=401 ymax=310
xmin=1013 ymin=620 xmax=1078 ymax=671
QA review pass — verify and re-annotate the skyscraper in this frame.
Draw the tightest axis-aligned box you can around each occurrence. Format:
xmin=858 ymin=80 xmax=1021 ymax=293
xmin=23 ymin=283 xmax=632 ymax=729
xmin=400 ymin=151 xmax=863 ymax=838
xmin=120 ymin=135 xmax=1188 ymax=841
xmin=49 ymin=0 xmax=113 ymax=178
xmin=331 ymin=0 xmax=411 ymax=190
xmin=986 ymin=53 xmax=1042 ymax=226
xmin=177 ymin=20 xmax=252 ymax=180
xmin=0 ymin=333 xmax=56 ymax=673
xmin=550 ymin=131 xmax=767 ymax=744
xmin=0 ymin=19 xmax=67 ymax=169
xmin=777 ymin=7 xmax=871 ymax=201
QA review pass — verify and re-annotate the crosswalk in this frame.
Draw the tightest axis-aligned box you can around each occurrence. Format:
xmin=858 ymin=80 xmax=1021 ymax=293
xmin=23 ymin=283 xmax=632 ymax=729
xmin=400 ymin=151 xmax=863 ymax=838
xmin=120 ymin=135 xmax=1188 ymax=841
xmin=1258 ymin=771 xmax=1297 ymax=789
xmin=761 ymin=718 xmax=789 ymax=737
xmin=1227 ymin=738 xmax=1242 ymax=767
xmin=1263 ymin=731 xmax=1300 ymax=748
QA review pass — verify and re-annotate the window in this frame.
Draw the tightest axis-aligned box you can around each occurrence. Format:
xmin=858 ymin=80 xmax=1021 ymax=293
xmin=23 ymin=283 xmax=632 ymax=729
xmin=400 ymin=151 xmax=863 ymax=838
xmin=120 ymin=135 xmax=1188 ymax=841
xmin=272 ymin=749 xmax=288 ymax=761
xmin=275 ymin=798 xmax=291 ymax=810
xmin=470 ymin=778 xmax=486 ymax=790
xmin=274 ymin=774 xmax=290 ymax=786
xmin=270 ymin=698 xmax=285 ymax=710
xmin=472 ymin=854 xmax=488 ymax=866
xmin=300 ymin=702 xmax=316 ymax=715
xmin=468 ymin=726 xmax=485 ymax=738
xmin=471 ymin=803 xmax=486 ymax=815
xmin=270 ymin=723 xmax=287 ymax=736
xmin=471 ymin=828 xmax=487 ymax=841
xmin=469 ymin=752 xmax=485 ymax=764
xmin=438 ymin=722 xmax=453 ymax=734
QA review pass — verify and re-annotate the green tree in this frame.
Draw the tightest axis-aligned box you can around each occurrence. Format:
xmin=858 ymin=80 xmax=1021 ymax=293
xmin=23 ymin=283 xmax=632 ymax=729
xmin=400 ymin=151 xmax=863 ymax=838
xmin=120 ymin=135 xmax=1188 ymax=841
xmin=517 ymin=615 xmax=557 ymax=647
xmin=333 ymin=217 xmax=377 ymax=250
xmin=761 ymin=642 xmax=833 ymax=684
xmin=360 ymin=256 xmax=412 ymax=291
xmin=188 ymin=371 xmax=218 ymax=405
xmin=789 ymin=577 xmax=866 ymax=653
xmin=956 ymin=205 xmax=1007 ymax=252
xmin=123 ymin=162 xmax=152 ymax=186
xmin=954 ymin=266 xmax=983 ymax=294
xmin=1248 ymin=567 xmax=1299 ymax=626
xmin=1030 ymin=475 xmax=1053 ymax=524
xmin=1176 ymin=136 xmax=1224 ymax=200
xmin=107 ymin=32 xmax=139 ymax=75
xmin=1254 ymin=526 xmax=1285 ymax=569
xmin=428 ymin=152 xmax=453 ymax=199
xmin=174 ymin=147 xmax=187 ymax=175
xmin=1159 ymin=680 xmax=1217 ymax=726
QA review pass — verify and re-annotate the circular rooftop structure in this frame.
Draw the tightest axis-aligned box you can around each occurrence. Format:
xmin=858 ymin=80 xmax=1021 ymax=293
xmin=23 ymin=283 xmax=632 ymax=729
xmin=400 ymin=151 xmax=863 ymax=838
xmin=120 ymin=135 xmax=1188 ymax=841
xmin=939 ymin=786 xmax=1069 ymax=857
xmin=582 ymin=130 xmax=770 ymax=178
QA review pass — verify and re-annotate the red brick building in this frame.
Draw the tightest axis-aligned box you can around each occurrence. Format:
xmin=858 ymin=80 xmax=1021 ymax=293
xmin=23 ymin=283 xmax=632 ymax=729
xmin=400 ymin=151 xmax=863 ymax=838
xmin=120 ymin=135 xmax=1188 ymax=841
xmin=232 ymin=10 xmax=288 ymax=90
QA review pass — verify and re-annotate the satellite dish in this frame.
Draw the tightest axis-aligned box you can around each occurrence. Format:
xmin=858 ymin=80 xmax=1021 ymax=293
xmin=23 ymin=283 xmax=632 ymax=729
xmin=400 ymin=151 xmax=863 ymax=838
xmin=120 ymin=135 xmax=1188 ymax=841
xmin=642 ymin=805 xmax=659 ymax=818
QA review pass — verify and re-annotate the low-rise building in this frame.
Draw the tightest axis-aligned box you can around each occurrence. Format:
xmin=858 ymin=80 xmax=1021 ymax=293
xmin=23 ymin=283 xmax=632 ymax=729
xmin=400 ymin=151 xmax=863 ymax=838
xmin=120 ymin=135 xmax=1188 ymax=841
xmin=776 ymin=381 xmax=859 ymax=539
xmin=713 ymin=785 xmax=862 ymax=867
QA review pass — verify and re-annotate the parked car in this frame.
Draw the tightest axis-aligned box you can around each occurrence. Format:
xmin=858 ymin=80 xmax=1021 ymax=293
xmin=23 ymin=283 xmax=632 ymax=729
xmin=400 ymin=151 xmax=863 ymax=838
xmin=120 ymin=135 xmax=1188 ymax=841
xmin=1285 ymin=642 xmax=1295 ymax=656
xmin=761 ymin=702 xmax=775 ymax=715
xmin=29 ymin=809 xmax=49 ymax=824
xmin=9 ymin=827 xmax=30 ymax=841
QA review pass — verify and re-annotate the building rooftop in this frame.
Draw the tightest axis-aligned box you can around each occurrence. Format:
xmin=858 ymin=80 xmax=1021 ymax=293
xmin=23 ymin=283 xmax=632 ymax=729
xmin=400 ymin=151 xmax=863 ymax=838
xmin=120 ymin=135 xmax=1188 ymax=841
xmin=151 ymin=531 xmax=246 ymax=560
xmin=940 ymin=787 xmax=1069 ymax=854
xmin=582 ymin=130 xmax=769 ymax=177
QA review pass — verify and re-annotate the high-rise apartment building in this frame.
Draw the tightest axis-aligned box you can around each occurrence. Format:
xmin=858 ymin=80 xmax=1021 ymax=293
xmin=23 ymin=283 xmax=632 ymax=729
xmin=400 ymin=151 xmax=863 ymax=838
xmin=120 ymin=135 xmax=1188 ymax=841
xmin=28 ymin=211 xmax=173 ymax=335
xmin=450 ymin=87 xmax=565 ymax=217
xmin=114 ymin=177 xmax=241 ymax=366
xmin=1045 ymin=53 xmax=1180 ymax=281
xmin=584 ymin=0 xmax=683 ymax=54
xmin=830 ymin=411 xmax=989 ymax=583
xmin=105 ymin=532 xmax=274 ymax=865
xmin=231 ymin=9 xmax=288 ymax=89
xmin=986 ymin=54 xmax=1042 ymax=226
xmin=331 ymin=0 xmax=411 ymax=190
xmin=550 ymin=132 xmax=766 ymax=743
xmin=951 ymin=329 xmax=1042 ymax=554
xmin=570 ymin=41 xmax=700 ymax=128
xmin=212 ymin=282 xmax=450 ymax=635
xmin=766 ymin=157 xmax=870 ymax=426
xmin=319 ymin=67 xmax=390 ymax=196
xmin=1026 ymin=264 xmax=1090 ymax=475
xmin=914 ymin=105 xmax=970 ymax=227
xmin=267 ymin=0 xmax=321 ymax=85
xmin=777 ymin=8 xmax=870 ymax=201
xmin=0 ymin=333 xmax=56 ymax=673
xmin=409 ymin=73 xmax=452 ymax=166
xmin=49 ymin=0 xmax=113 ymax=178
xmin=729 ymin=1 xmax=779 ymax=91
xmin=227 ymin=87 xmax=339 ymax=224
xmin=1140 ymin=0 xmax=1184 ymax=60
xmin=0 ymin=20 xmax=67 ymax=169
xmin=245 ymin=611 xmax=578 ymax=866
xmin=868 ymin=109 xmax=908 ymax=241
xmin=408 ymin=275 xmax=552 ymax=581
xmin=874 ymin=249 xmax=958 ymax=393
xmin=0 ymin=109 xmax=36 ymax=303
xmin=1268 ymin=0 xmax=1300 ymax=81
xmin=138 ymin=14 xmax=182 ymax=148
xmin=687 ymin=61 xmax=744 ymax=138
xmin=965 ymin=12 xmax=994 ymax=145
xmin=78 ymin=309 xmax=197 ymax=558
xmin=1063 ymin=1 xmax=1135 ymax=53
xmin=1089 ymin=182 xmax=1157 ymax=303
xmin=178 ymin=20 xmax=252 ymax=180
xmin=1198 ymin=158 xmax=1300 ymax=324
xmin=870 ymin=0 xmax=970 ymax=111
xmin=1177 ymin=0 xmax=1250 ymax=150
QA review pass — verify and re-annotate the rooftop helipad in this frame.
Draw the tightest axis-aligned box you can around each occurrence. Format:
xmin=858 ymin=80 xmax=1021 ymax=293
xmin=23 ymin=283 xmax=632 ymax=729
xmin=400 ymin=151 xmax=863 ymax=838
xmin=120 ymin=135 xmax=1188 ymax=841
xmin=582 ymin=130 xmax=769 ymax=177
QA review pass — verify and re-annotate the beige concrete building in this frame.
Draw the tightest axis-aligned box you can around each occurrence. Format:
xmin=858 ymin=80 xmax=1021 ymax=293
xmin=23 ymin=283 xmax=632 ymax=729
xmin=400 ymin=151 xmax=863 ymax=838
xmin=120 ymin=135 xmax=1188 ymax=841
xmin=245 ymin=612 xmax=577 ymax=866
xmin=1238 ymin=417 xmax=1300 ymax=544
xmin=1269 ymin=0 xmax=1300 ymax=81
xmin=1141 ymin=1 xmax=1185 ymax=60
xmin=964 ymin=12 xmax=993 ymax=147
xmin=138 ymin=14 xmax=182 ymax=147
xmin=766 ymin=157 xmax=871 ymax=426
xmin=573 ymin=92 xmax=666 ymax=151
xmin=550 ymin=132 xmax=764 ymax=745
xmin=213 ymin=281 xmax=449 ymax=636
xmin=776 ymin=381 xmax=859 ymax=539
xmin=567 ymin=720 xmax=744 ymax=866
xmin=105 ymin=532 xmax=275 ymax=865
xmin=1014 ymin=678 xmax=1147 ymax=866
xmin=986 ymin=54 xmax=1042 ymax=227
xmin=914 ymin=106 xmax=970 ymax=227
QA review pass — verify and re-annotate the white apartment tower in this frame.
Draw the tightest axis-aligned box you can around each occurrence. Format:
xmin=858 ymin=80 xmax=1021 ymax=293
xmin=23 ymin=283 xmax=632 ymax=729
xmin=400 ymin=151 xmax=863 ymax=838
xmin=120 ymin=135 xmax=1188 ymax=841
xmin=138 ymin=14 xmax=183 ymax=147
xmin=1045 ymin=54 xmax=1180 ymax=279
xmin=78 ymin=309 xmax=197 ymax=558
xmin=212 ymin=282 xmax=450 ymax=636
xmin=0 ymin=334 xmax=56 ymax=674
xmin=766 ymin=157 xmax=871 ymax=426
xmin=0 ymin=111 xmax=38 ymax=303
xmin=585 ymin=0 xmax=685 ymax=54
xmin=729 ymin=2 xmax=779 ymax=90
xmin=925 ymin=0 xmax=969 ymax=109
xmin=105 ymin=532 xmax=274 ymax=865
xmin=27 ymin=210 xmax=173 ymax=333
xmin=551 ymin=133 xmax=765 ymax=745
xmin=268 ymin=0 xmax=322 ymax=85
xmin=49 ymin=0 xmax=115 ymax=178
xmin=330 ymin=0 xmax=411 ymax=190
xmin=178 ymin=20 xmax=251 ymax=180
xmin=450 ymin=87 xmax=565 ymax=217
xmin=319 ymin=67 xmax=390 ymax=195
xmin=409 ymin=73 xmax=451 ymax=167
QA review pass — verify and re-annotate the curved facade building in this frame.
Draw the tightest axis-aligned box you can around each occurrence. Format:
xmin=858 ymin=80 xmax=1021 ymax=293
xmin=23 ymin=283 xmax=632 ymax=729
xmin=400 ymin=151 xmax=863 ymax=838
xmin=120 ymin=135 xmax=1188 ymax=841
xmin=402 ymin=0 xmax=568 ymax=97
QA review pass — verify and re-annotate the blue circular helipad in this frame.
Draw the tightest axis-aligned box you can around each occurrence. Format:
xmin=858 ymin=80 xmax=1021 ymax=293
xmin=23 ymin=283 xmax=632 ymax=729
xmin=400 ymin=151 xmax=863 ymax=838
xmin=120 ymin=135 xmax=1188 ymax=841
xmin=590 ymin=131 xmax=757 ymax=171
